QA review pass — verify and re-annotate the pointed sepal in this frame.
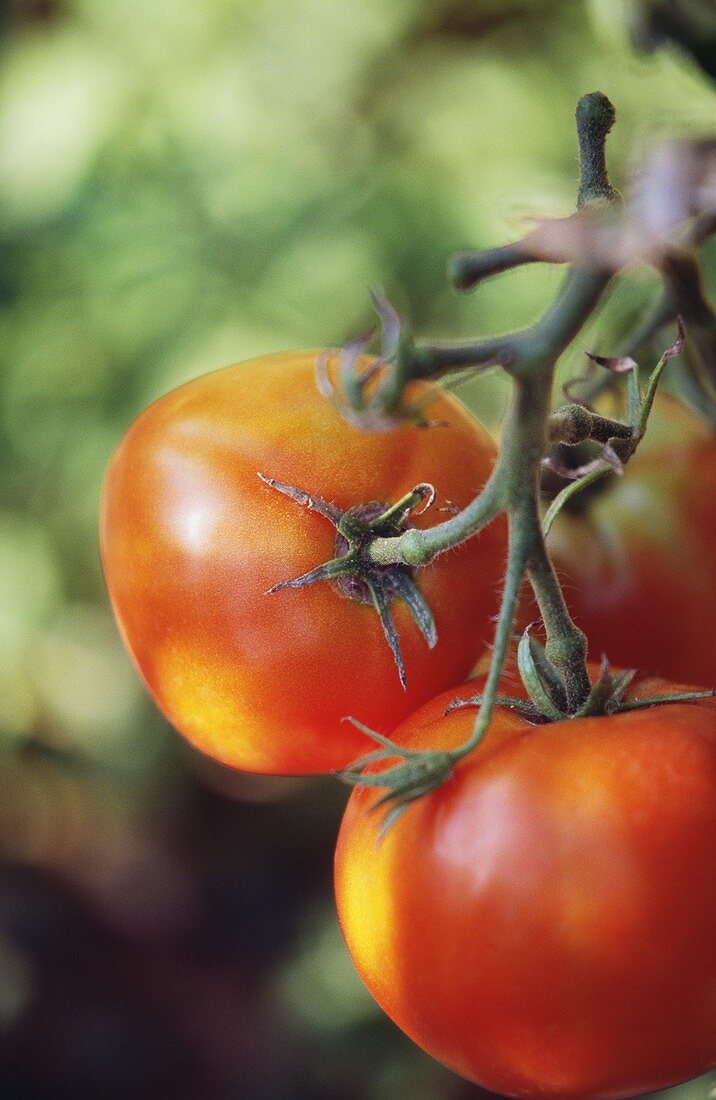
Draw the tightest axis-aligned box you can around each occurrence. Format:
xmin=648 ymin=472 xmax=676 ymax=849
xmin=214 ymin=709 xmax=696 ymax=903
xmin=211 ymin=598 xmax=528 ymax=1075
xmin=335 ymin=716 xmax=454 ymax=838
xmin=385 ymin=569 xmax=437 ymax=650
xmin=257 ymin=472 xmax=343 ymax=526
xmin=260 ymin=475 xmax=440 ymax=688
xmin=265 ymin=553 xmax=359 ymax=595
xmin=366 ymin=578 xmax=407 ymax=690
xmin=444 ymin=693 xmax=544 ymax=721
xmin=517 ymin=623 xmax=569 ymax=720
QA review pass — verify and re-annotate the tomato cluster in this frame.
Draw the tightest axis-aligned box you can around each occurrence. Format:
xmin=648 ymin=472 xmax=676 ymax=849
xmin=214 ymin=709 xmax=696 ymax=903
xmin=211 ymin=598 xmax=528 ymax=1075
xmin=101 ymin=353 xmax=716 ymax=1099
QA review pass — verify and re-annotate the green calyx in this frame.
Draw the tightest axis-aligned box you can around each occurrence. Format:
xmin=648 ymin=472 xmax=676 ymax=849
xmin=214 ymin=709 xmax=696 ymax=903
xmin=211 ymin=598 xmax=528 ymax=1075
xmin=259 ymin=474 xmax=437 ymax=688
xmin=516 ymin=623 xmax=713 ymax=722
xmin=515 ymin=627 xmax=641 ymax=721
xmin=338 ymin=646 xmax=714 ymax=837
xmin=446 ymin=624 xmax=714 ymax=726
xmin=336 ymin=718 xmax=454 ymax=839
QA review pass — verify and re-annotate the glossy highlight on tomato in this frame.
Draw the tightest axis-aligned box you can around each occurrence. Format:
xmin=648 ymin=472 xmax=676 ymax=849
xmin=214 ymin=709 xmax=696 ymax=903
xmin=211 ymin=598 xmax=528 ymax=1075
xmin=335 ymin=670 xmax=716 ymax=1099
xmin=100 ymin=351 xmax=505 ymax=775
xmin=548 ymin=397 xmax=716 ymax=689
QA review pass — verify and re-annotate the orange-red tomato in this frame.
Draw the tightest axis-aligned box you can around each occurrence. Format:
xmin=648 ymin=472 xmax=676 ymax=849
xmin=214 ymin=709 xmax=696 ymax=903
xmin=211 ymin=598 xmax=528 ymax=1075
xmin=547 ymin=397 xmax=716 ymax=689
xmin=100 ymin=351 xmax=504 ymax=775
xmin=335 ymin=671 xmax=716 ymax=1098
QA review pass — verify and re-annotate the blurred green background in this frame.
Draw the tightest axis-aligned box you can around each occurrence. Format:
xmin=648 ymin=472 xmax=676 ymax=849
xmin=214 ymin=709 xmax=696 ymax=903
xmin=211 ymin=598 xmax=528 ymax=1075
xmin=1 ymin=1 xmax=715 ymax=1097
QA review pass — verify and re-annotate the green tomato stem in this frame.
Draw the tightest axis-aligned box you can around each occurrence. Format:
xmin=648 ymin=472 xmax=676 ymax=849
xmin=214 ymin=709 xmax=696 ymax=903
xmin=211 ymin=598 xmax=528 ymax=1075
xmin=368 ymin=474 xmax=504 ymax=567
xmin=367 ymin=93 xmax=624 ymax=746
xmin=449 ymin=516 xmax=531 ymax=762
xmin=575 ymin=91 xmax=620 ymax=208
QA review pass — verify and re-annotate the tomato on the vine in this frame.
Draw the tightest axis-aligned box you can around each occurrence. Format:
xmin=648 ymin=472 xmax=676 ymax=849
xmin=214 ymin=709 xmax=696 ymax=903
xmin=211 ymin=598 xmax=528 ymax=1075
xmin=547 ymin=396 xmax=716 ymax=689
xmin=100 ymin=351 xmax=504 ymax=775
xmin=335 ymin=671 xmax=716 ymax=1099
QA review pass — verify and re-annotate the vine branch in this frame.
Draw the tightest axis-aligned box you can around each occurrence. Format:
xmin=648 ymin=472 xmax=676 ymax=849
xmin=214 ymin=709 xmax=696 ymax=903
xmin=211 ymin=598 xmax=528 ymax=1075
xmin=359 ymin=91 xmax=624 ymax=779
xmin=273 ymin=91 xmax=714 ymax=823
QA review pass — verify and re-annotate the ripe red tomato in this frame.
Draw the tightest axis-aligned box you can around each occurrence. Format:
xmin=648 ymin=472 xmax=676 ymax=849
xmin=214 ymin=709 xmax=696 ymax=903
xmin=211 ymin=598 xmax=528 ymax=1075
xmin=546 ymin=396 xmax=716 ymax=689
xmin=100 ymin=351 xmax=504 ymax=775
xmin=335 ymin=671 xmax=716 ymax=1098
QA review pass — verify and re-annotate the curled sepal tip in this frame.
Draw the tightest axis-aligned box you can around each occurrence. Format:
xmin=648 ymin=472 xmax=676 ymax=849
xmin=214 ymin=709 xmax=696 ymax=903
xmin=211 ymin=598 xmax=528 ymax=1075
xmin=315 ymin=291 xmax=442 ymax=432
xmin=543 ymin=320 xmax=687 ymax=535
xmin=369 ymin=286 xmax=402 ymax=359
xmin=336 ymin=717 xmax=454 ymax=839
xmin=585 ymin=352 xmax=638 ymax=374
xmin=367 ymin=482 xmax=435 ymax=530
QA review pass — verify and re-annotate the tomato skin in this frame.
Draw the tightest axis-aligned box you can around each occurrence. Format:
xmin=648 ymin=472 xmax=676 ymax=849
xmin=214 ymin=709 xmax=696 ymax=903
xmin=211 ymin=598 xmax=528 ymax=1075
xmin=335 ymin=672 xmax=716 ymax=1098
xmin=100 ymin=351 xmax=504 ymax=775
xmin=547 ymin=397 xmax=716 ymax=688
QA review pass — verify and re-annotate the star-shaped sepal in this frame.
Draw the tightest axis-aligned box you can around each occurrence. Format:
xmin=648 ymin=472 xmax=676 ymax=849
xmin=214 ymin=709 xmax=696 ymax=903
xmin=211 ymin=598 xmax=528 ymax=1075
xmin=258 ymin=474 xmax=438 ymax=688
xmin=336 ymin=718 xmax=454 ymax=839
xmin=447 ymin=621 xmax=714 ymax=724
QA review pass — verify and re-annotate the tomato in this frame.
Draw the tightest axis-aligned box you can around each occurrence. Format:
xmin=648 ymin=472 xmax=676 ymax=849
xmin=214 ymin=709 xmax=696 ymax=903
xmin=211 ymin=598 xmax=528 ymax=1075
xmin=546 ymin=396 xmax=716 ymax=689
xmin=335 ymin=670 xmax=716 ymax=1099
xmin=100 ymin=351 xmax=504 ymax=775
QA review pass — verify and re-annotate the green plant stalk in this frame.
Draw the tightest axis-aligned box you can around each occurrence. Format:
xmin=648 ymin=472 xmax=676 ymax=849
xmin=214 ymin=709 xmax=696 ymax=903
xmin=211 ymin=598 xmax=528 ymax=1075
xmin=369 ymin=271 xmax=609 ymax=569
xmin=491 ymin=324 xmax=594 ymax=709
xmin=372 ymin=271 xmax=607 ymax=652
xmin=327 ymin=94 xmax=712 ymax=822
xmin=369 ymin=275 xmax=607 ymax=756
xmin=449 ymin=516 xmax=530 ymax=761
xmin=366 ymin=94 xmax=621 ymax=755
xmin=428 ymin=307 xmax=605 ymax=761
